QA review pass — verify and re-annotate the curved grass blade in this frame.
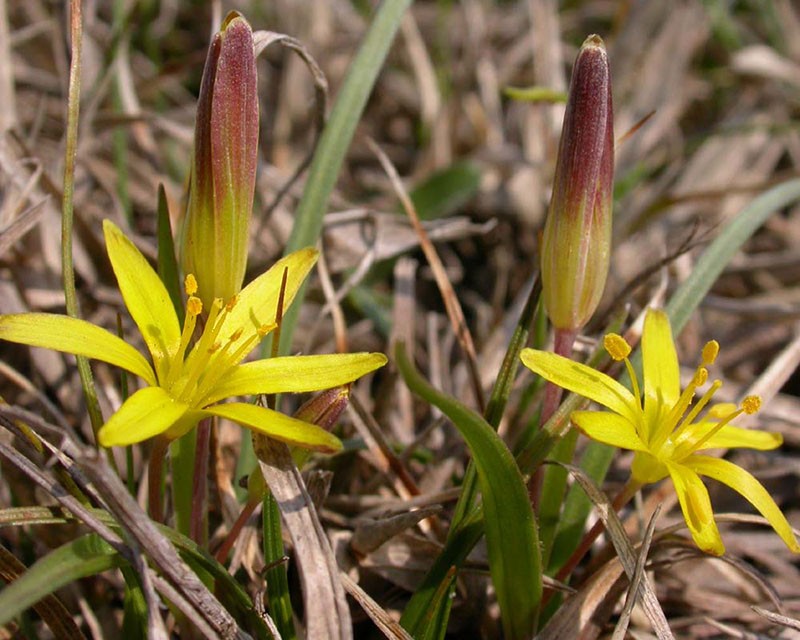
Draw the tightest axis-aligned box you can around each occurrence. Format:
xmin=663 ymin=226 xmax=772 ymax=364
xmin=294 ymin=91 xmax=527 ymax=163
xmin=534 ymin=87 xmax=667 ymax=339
xmin=665 ymin=178 xmax=800 ymax=332
xmin=396 ymin=342 xmax=542 ymax=640
xmin=0 ymin=533 xmax=123 ymax=628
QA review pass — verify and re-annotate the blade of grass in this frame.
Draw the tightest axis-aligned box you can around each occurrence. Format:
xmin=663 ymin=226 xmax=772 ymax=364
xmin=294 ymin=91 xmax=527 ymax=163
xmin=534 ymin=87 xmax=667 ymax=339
xmin=62 ymin=0 xmax=104 ymax=439
xmin=0 ymin=533 xmax=124 ymax=628
xmin=396 ymin=342 xmax=542 ymax=640
xmin=277 ymin=0 xmax=412 ymax=356
xmin=401 ymin=278 xmax=541 ymax=635
xmin=263 ymin=492 xmax=296 ymax=640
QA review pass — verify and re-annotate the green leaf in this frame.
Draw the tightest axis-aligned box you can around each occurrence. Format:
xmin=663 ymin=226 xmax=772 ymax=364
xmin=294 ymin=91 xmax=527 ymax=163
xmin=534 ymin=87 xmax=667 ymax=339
xmin=263 ymin=493 xmax=296 ymax=640
xmin=407 ymin=161 xmax=481 ymax=220
xmin=665 ymin=178 xmax=800 ymax=333
xmin=277 ymin=0 xmax=412 ymax=356
xmin=0 ymin=534 xmax=123 ymax=627
xmin=156 ymin=183 xmax=184 ymax=324
xmin=396 ymin=343 xmax=541 ymax=639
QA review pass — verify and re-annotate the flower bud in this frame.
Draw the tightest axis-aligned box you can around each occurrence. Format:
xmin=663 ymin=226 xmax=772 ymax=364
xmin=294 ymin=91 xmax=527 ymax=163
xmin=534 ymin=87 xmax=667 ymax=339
xmin=291 ymin=386 xmax=351 ymax=468
xmin=180 ymin=11 xmax=258 ymax=308
xmin=540 ymin=34 xmax=614 ymax=331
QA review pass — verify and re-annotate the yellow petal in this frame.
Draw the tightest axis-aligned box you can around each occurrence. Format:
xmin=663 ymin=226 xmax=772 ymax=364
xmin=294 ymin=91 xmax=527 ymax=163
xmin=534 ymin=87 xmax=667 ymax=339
xmin=642 ymin=309 xmax=680 ymax=436
xmin=219 ymin=248 xmax=318 ymax=361
xmin=520 ymin=348 xmax=639 ymax=424
xmin=98 ymin=386 xmax=189 ymax=447
xmin=202 ymin=352 xmax=387 ymax=405
xmin=571 ymin=410 xmax=649 ymax=452
xmin=685 ymin=455 xmax=800 ymax=553
xmin=0 ymin=313 xmax=156 ymax=386
xmin=103 ymin=220 xmax=181 ymax=382
xmin=206 ymin=402 xmax=342 ymax=453
xmin=692 ymin=425 xmax=782 ymax=452
xmin=665 ymin=461 xmax=724 ymax=555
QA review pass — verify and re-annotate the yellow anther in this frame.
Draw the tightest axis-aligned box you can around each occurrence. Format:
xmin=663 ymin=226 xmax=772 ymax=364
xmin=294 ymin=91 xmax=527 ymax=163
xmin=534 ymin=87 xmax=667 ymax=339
xmin=702 ymin=340 xmax=719 ymax=365
xmin=185 ymin=274 xmax=198 ymax=296
xmin=225 ymin=295 xmax=238 ymax=312
xmin=257 ymin=323 xmax=276 ymax=338
xmin=604 ymin=333 xmax=631 ymax=361
xmin=229 ymin=328 xmax=243 ymax=342
xmin=692 ymin=367 xmax=708 ymax=387
xmin=742 ymin=395 xmax=761 ymax=415
xmin=186 ymin=296 xmax=203 ymax=317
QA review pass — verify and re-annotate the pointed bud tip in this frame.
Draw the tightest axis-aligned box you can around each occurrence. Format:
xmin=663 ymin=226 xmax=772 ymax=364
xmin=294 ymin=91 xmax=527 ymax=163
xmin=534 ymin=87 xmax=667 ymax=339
xmin=582 ymin=34 xmax=606 ymax=50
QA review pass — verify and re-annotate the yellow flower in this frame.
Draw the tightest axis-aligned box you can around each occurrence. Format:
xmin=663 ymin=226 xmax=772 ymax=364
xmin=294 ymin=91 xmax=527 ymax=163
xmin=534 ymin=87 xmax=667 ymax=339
xmin=0 ymin=220 xmax=386 ymax=451
xmin=520 ymin=308 xmax=799 ymax=556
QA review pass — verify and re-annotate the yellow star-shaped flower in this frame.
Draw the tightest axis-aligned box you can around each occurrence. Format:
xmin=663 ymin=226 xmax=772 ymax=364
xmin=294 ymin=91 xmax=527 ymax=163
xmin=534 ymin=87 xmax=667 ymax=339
xmin=521 ymin=308 xmax=799 ymax=556
xmin=0 ymin=220 xmax=386 ymax=451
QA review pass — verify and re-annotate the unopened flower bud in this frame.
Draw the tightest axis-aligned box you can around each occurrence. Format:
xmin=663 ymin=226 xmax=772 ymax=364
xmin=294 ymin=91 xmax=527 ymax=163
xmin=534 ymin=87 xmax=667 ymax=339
xmin=180 ymin=12 xmax=258 ymax=308
xmin=540 ymin=34 xmax=614 ymax=331
xmin=291 ymin=386 xmax=351 ymax=468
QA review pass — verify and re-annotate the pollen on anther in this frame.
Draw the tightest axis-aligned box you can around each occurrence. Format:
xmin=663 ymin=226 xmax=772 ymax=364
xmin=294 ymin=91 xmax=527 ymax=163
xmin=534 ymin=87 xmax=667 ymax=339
xmin=603 ymin=333 xmax=631 ymax=361
xmin=186 ymin=296 xmax=203 ymax=317
xmin=702 ymin=340 xmax=719 ymax=365
xmin=229 ymin=328 xmax=243 ymax=342
xmin=692 ymin=367 xmax=708 ymax=387
xmin=742 ymin=395 xmax=761 ymax=415
xmin=226 ymin=296 xmax=238 ymax=312
xmin=257 ymin=323 xmax=275 ymax=338
xmin=208 ymin=342 xmax=221 ymax=354
xmin=184 ymin=274 xmax=198 ymax=296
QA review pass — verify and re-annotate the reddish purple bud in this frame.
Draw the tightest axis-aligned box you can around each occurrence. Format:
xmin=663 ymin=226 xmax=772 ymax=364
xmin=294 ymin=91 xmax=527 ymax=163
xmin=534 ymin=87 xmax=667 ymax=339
xmin=541 ymin=35 xmax=614 ymax=331
xmin=181 ymin=12 xmax=259 ymax=307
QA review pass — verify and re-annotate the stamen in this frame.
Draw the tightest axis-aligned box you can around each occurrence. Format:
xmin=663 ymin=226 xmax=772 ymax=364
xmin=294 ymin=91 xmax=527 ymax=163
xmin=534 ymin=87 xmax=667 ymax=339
xmin=702 ymin=340 xmax=719 ymax=365
xmin=166 ymin=295 xmax=202 ymax=387
xmin=604 ymin=333 xmax=631 ymax=361
xmin=663 ymin=366 xmax=708 ymax=435
xmin=185 ymin=274 xmax=198 ymax=296
xmin=742 ymin=395 xmax=761 ymax=414
xmin=672 ymin=379 xmax=722 ymax=443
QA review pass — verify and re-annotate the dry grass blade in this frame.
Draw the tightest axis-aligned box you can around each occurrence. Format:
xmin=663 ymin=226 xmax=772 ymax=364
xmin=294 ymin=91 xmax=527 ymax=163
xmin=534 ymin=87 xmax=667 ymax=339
xmin=340 ymin=571 xmax=414 ymax=640
xmin=367 ymin=137 xmax=485 ymax=412
xmin=0 ymin=543 xmax=86 ymax=640
xmin=611 ymin=504 xmax=662 ymax=640
xmin=252 ymin=30 xmax=328 ymax=221
xmin=0 ymin=200 xmax=46 ymax=257
xmin=752 ymin=606 xmax=800 ymax=631
xmin=253 ymin=435 xmax=352 ymax=640
xmin=560 ymin=463 xmax=674 ymax=639
xmin=78 ymin=451 xmax=248 ymax=640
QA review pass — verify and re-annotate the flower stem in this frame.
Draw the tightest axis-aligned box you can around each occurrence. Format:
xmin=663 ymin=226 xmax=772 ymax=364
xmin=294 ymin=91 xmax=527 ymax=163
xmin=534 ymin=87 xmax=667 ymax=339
xmin=189 ymin=417 xmax=211 ymax=545
xmin=546 ymin=477 xmax=641 ymax=602
xmin=531 ymin=328 xmax=577 ymax=509
xmin=214 ymin=498 xmax=259 ymax=564
xmin=148 ymin=436 xmax=169 ymax=523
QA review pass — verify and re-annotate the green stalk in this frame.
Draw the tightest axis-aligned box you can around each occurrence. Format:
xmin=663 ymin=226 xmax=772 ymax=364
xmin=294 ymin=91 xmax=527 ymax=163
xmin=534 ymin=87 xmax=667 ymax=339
xmin=62 ymin=0 xmax=104 ymax=440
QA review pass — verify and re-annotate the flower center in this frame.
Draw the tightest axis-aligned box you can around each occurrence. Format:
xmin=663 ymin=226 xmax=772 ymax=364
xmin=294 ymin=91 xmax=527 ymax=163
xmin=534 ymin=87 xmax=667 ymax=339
xmin=164 ymin=275 xmax=273 ymax=406
xmin=603 ymin=331 xmax=762 ymax=460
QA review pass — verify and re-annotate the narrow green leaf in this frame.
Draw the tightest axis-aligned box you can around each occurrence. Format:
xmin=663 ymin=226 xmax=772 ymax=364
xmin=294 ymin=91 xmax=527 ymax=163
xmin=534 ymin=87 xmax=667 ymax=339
xmin=402 ymin=279 xmax=541 ymax=634
xmin=277 ymin=0 xmax=412 ymax=356
xmin=156 ymin=183 xmax=184 ymax=324
xmin=538 ymin=428 xmax=579 ymax=568
xmin=665 ymin=178 xmax=800 ymax=333
xmin=263 ymin=493 xmax=296 ymax=640
xmin=548 ymin=440 xmax=614 ymax=573
xmin=0 ymin=534 xmax=122 ymax=627
xmin=396 ymin=343 xmax=541 ymax=639
xmin=121 ymin=565 xmax=147 ymax=639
